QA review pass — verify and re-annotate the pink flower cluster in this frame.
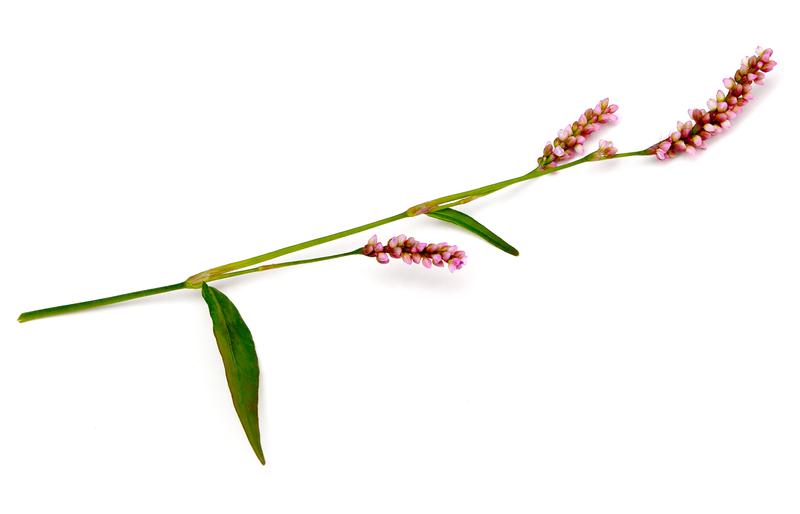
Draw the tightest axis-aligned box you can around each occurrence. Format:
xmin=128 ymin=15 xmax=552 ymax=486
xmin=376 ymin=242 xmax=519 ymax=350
xmin=652 ymin=47 xmax=777 ymax=160
xmin=588 ymin=139 xmax=618 ymax=161
xmin=537 ymin=98 xmax=619 ymax=169
xmin=363 ymin=235 xmax=466 ymax=272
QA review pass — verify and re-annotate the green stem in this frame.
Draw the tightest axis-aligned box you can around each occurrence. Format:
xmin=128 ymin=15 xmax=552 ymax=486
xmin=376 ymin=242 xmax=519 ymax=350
xmin=17 ymin=250 xmax=363 ymax=322
xmin=426 ymin=148 xmax=651 ymax=212
xmin=207 ymin=248 xmax=363 ymax=282
xmin=18 ymin=282 xmax=186 ymax=323
xmin=193 ymin=149 xmax=651 ymax=283
xmin=19 ymin=148 xmax=651 ymax=322
xmin=608 ymin=149 xmax=653 ymax=159
xmin=428 ymin=155 xmax=593 ymax=209
xmin=187 ymin=212 xmax=408 ymax=284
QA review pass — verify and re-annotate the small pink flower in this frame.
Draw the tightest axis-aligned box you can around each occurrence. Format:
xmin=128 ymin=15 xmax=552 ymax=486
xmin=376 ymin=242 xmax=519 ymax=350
xmin=588 ymin=139 xmax=618 ymax=160
xmin=649 ymin=47 xmax=776 ymax=160
xmin=363 ymin=235 xmax=467 ymax=272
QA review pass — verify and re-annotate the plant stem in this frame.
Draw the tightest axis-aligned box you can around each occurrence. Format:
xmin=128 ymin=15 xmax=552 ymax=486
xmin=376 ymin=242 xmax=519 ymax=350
xmin=428 ymin=155 xmax=594 ymax=210
xmin=18 ymin=282 xmax=187 ymax=323
xmin=189 ymin=149 xmax=651 ymax=284
xmin=16 ymin=250 xmax=364 ymax=322
xmin=207 ymin=248 xmax=363 ymax=282
xmin=420 ymin=149 xmax=651 ymax=212
xmin=610 ymin=150 xmax=653 ymax=159
xmin=186 ymin=212 xmax=409 ymax=284
xmin=19 ymin=148 xmax=651 ymax=322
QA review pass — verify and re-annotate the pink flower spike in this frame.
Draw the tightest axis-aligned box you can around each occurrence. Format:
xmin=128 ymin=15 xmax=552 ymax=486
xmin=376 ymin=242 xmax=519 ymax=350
xmin=536 ymin=98 xmax=620 ymax=169
xmin=362 ymin=235 xmax=467 ymax=272
xmin=648 ymin=47 xmax=775 ymax=161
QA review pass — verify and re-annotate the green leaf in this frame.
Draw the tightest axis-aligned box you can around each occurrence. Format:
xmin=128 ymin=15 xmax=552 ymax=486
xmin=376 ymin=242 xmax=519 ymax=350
xmin=427 ymin=207 xmax=519 ymax=256
xmin=201 ymin=283 xmax=265 ymax=465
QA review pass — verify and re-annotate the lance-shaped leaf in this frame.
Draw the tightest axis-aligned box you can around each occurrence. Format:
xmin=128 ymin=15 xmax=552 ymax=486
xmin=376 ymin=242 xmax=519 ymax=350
xmin=201 ymin=283 xmax=265 ymax=465
xmin=427 ymin=207 xmax=519 ymax=256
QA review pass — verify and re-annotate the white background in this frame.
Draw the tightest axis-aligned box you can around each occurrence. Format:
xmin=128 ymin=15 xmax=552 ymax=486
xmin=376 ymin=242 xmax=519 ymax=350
xmin=1 ymin=1 xmax=798 ymax=512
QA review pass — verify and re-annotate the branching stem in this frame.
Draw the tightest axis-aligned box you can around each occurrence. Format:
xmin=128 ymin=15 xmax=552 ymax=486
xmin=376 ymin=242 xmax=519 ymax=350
xmin=18 ymin=148 xmax=650 ymax=322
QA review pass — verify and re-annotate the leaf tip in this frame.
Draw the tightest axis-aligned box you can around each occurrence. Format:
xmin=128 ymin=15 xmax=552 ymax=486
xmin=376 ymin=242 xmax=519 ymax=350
xmin=17 ymin=311 xmax=37 ymax=323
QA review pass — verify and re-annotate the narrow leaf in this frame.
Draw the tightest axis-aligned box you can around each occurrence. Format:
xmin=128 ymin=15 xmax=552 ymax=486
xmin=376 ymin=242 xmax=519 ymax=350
xmin=427 ymin=207 xmax=519 ymax=256
xmin=201 ymin=283 xmax=265 ymax=465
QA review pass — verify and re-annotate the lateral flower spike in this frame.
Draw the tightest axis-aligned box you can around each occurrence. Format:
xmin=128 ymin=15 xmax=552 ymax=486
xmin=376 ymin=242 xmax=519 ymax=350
xmin=537 ymin=98 xmax=619 ymax=169
xmin=363 ymin=234 xmax=467 ymax=272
